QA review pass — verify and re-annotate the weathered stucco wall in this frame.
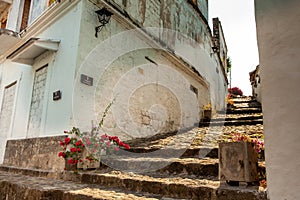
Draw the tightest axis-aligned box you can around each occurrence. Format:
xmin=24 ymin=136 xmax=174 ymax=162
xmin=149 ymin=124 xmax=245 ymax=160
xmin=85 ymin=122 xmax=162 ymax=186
xmin=0 ymin=0 xmax=227 ymax=166
xmin=255 ymin=0 xmax=300 ymax=199
xmin=73 ymin=0 xmax=227 ymax=139
xmin=0 ymin=1 xmax=82 ymax=163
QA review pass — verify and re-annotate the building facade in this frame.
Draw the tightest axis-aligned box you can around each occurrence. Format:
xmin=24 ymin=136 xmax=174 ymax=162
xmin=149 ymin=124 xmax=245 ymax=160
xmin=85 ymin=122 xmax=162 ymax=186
xmin=0 ymin=0 xmax=228 ymax=166
xmin=249 ymin=65 xmax=261 ymax=103
xmin=255 ymin=0 xmax=300 ymax=199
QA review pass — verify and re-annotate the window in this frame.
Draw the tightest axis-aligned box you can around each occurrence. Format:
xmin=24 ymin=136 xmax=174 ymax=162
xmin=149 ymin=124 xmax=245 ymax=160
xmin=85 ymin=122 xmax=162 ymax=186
xmin=0 ymin=82 xmax=17 ymax=136
xmin=190 ymin=85 xmax=198 ymax=95
xmin=20 ymin=0 xmax=32 ymax=31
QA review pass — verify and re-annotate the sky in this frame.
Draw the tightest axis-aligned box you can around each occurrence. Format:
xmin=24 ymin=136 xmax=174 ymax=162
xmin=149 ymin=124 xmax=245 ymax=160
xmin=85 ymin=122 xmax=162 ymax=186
xmin=208 ymin=0 xmax=259 ymax=96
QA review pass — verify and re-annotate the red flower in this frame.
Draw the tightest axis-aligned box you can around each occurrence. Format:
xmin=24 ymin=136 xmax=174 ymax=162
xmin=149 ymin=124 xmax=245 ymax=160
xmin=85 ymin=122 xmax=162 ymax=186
xmin=59 ymin=141 xmax=64 ymax=146
xmin=70 ymin=148 xmax=77 ymax=153
xmin=86 ymin=157 xmax=92 ymax=161
xmin=64 ymin=130 xmax=68 ymax=133
xmin=77 ymin=148 xmax=81 ymax=152
xmin=106 ymin=141 xmax=111 ymax=147
xmin=101 ymin=134 xmax=108 ymax=140
xmin=85 ymin=138 xmax=92 ymax=145
xmin=114 ymin=138 xmax=120 ymax=144
xmin=64 ymin=137 xmax=71 ymax=145
xmin=58 ymin=152 xmax=65 ymax=158
xmin=79 ymin=159 xmax=83 ymax=163
xmin=75 ymin=140 xmax=82 ymax=146
xmin=67 ymin=159 xmax=73 ymax=164
xmin=123 ymin=144 xmax=130 ymax=149
xmin=109 ymin=136 xmax=118 ymax=141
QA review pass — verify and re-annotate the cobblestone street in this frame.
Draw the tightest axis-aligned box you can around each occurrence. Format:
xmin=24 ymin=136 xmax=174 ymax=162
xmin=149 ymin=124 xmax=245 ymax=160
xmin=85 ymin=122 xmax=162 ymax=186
xmin=0 ymin=97 xmax=267 ymax=199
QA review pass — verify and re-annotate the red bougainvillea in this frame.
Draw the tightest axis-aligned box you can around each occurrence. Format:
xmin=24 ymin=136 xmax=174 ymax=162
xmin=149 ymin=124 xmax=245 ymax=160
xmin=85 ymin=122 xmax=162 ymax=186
xmin=228 ymin=87 xmax=243 ymax=96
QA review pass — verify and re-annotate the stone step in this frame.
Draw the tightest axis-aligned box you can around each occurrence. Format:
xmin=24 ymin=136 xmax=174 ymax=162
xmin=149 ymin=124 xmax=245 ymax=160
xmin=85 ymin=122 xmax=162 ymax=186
xmin=232 ymin=98 xmax=257 ymax=104
xmin=233 ymin=104 xmax=261 ymax=109
xmin=211 ymin=115 xmax=263 ymax=122
xmin=199 ymin=119 xmax=263 ymax=127
xmin=122 ymin=146 xmax=219 ymax=159
xmin=226 ymin=108 xmax=262 ymax=114
xmin=99 ymin=157 xmax=219 ymax=177
xmin=0 ymin=170 xmax=163 ymax=200
xmin=0 ymin=167 xmax=268 ymax=199
xmin=97 ymin=157 xmax=266 ymax=179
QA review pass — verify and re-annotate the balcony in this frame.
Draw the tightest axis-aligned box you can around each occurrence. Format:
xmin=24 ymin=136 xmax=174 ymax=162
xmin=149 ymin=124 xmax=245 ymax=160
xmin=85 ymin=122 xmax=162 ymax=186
xmin=0 ymin=0 xmax=12 ymax=19
xmin=0 ymin=28 xmax=20 ymax=57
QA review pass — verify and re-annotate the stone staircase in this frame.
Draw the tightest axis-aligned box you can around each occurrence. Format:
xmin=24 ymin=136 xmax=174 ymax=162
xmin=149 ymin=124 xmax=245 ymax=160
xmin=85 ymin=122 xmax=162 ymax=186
xmin=0 ymin=97 xmax=267 ymax=199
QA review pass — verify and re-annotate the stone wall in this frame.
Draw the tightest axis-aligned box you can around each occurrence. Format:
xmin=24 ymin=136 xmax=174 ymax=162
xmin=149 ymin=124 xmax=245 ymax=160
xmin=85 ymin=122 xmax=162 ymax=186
xmin=3 ymin=136 xmax=66 ymax=170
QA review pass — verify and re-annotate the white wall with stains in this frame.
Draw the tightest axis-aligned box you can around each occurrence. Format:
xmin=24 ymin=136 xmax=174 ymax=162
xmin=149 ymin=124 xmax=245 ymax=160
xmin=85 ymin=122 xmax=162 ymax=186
xmin=0 ymin=0 xmax=228 ymax=162
xmin=255 ymin=0 xmax=300 ymax=199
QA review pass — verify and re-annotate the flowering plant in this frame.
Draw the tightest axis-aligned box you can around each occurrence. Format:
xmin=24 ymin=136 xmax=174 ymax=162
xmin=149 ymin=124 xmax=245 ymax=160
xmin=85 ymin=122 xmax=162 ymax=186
xmin=58 ymin=128 xmax=87 ymax=167
xmin=203 ymin=103 xmax=212 ymax=110
xmin=230 ymin=133 xmax=264 ymax=154
xmin=58 ymin=128 xmax=131 ymax=171
xmin=226 ymin=95 xmax=234 ymax=106
xmin=58 ymin=101 xmax=130 ymax=171
xmin=228 ymin=87 xmax=243 ymax=96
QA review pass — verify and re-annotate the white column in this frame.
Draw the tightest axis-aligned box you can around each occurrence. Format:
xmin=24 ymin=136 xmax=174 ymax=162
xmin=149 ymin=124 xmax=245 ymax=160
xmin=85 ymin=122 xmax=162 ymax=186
xmin=255 ymin=0 xmax=300 ymax=199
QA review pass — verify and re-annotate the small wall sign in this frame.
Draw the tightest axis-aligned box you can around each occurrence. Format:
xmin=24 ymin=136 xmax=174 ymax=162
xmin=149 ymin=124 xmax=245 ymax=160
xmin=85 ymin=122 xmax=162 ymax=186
xmin=81 ymin=74 xmax=93 ymax=86
xmin=53 ymin=90 xmax=62 ymax=101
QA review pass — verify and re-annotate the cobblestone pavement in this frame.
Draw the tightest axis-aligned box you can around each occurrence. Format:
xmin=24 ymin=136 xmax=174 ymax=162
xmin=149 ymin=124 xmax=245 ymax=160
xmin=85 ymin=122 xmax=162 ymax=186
xmin=0 ymin=97 xmax=266 ymax=199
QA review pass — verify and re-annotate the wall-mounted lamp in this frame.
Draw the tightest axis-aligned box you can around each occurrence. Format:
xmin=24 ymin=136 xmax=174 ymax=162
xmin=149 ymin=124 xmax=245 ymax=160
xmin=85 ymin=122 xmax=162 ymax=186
xmin=95 ymin=7 xmax=113 ymax=38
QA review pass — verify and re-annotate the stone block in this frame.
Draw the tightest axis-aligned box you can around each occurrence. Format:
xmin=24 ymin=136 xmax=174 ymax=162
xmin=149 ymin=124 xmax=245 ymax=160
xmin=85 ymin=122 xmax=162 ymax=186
xmin=3 ymin=136 xmax=66 ymax=170
xmin=219 ymin=141 xmax=258 ymax=183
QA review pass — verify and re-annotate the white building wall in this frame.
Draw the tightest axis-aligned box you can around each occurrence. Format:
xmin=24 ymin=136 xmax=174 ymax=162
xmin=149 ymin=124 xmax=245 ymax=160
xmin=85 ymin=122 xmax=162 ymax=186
xmin=6 ymin=0 xmax=23 ymax=32
xmin=71 ymin=0 xmax=227 ymax=139
xmin=255 ymin=0 xmax=300 ymax=199
xmin=0 ymin=1 xmax=82 ymax=142
xmin=23 ymin=1 xmax=82 ymax=137
xmin=0 ymin=0 xmax=227 ymax=162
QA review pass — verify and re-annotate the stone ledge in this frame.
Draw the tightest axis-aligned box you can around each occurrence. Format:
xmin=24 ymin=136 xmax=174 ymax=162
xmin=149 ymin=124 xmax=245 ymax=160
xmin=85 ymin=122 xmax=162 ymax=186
xmin=3 ymin=135 xmax=66 ymax=170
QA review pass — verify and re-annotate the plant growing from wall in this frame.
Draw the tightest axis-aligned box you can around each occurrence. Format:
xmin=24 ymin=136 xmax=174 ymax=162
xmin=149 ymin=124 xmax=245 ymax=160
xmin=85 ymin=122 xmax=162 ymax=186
xmin=226 ymin=57 xmax=232 ymax=73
